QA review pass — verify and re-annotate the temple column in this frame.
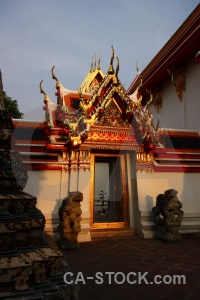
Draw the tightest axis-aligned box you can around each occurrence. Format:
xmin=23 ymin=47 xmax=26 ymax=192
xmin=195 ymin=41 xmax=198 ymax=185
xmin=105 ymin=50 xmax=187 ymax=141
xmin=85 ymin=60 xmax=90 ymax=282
xmin=77 ymin=169 xmax=91 ymax=242
xmin=126 ymin=152 xmax=140 ymax=235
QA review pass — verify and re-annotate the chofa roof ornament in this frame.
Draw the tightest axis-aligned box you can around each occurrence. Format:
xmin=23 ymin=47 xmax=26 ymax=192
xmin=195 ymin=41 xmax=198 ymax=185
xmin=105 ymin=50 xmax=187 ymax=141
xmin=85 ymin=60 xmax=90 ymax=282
xmin=51 ymin=65 xmax=60 ymax=89
xmin=115 ymin=56 xmax=119 ymax=77
xmin=113 ymin=56 xmax=119 ymax=85
xmin=108 ymin=45 xmax=115 ymax=74
xmin=39 ymin=80 xmax=48 ymax=103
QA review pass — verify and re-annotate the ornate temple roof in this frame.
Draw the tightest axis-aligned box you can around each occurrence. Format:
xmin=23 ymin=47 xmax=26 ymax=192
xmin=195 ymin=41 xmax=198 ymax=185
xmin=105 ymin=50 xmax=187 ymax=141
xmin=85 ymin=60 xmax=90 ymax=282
xmin=12 ymin=43 xmax=200 ymax=173
xmin=40 ymin=47 xmax=159 ymax=157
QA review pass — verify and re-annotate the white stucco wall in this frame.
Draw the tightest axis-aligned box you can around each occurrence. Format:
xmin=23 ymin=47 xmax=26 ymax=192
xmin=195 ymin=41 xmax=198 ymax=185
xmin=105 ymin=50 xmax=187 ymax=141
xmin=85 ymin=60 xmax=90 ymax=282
xmin=25 ymin=169 xmax=91 ymax=217
xmin=137 ymin=171 xmax=200 ymax=213
xmin=150 ymin=60 xmax=200 ymax=131
xmin=185 ymin=60 xmax=200 ymax=131
xmin=160 ymin=80 xmax=185 ymax=129
xmin=24 ymin=170 xmax=64 ymax=216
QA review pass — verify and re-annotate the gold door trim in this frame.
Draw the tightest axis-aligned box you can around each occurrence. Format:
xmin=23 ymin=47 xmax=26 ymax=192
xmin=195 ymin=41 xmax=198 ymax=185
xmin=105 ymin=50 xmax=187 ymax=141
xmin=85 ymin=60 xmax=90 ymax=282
xmin=90 ymin=153 xmax=128 ymax=229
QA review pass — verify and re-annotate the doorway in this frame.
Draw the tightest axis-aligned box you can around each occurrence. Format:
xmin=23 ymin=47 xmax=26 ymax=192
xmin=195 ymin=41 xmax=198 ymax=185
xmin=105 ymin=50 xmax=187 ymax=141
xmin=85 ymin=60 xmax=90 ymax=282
xmin=90 ymin=154 xmax=128 ymax=228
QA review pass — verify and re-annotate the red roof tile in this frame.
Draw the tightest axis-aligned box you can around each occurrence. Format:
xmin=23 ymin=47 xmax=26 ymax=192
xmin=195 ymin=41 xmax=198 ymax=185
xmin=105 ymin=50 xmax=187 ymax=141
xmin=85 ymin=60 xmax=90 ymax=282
xmin=63 ymin=93 xmax=91 ymax=112
xmin=13 ymin=120 xmax=47 ymax=144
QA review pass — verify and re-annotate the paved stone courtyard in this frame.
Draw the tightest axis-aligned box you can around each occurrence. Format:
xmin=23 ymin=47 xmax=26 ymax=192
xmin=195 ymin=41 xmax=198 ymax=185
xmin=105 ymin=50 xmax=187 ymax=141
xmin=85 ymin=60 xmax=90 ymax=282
xmin=63 ymin=234 xmax=200 ymax=300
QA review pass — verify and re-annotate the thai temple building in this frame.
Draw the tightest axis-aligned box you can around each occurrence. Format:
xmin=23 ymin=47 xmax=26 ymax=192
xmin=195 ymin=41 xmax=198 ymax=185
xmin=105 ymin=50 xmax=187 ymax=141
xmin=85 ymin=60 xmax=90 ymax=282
xmin=8 ymin=4 xmax=200 ymax=241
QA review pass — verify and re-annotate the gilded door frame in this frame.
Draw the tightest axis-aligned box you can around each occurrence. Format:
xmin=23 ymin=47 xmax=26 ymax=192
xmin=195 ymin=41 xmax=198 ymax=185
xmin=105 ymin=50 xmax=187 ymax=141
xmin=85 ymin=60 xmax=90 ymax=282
xmin=90 ymin=153 xmax=128 ymax=229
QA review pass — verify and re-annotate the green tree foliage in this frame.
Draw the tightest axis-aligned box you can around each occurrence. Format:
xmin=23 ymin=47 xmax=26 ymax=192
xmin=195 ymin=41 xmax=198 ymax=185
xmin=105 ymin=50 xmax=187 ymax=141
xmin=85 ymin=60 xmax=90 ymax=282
xmin=3 ymin=91 xmax=24 ymax=119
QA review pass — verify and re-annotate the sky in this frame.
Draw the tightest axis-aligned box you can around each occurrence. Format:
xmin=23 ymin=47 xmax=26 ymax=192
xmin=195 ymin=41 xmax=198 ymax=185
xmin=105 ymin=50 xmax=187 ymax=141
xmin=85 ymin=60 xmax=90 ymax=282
xmin=0 ymin=0 xmax=199 ymax=120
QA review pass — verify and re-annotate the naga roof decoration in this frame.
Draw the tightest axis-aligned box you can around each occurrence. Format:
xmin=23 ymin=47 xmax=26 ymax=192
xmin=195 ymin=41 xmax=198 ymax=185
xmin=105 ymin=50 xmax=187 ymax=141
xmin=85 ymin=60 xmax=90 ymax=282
xmin=41 ymin=47 xmax=160 ymax=157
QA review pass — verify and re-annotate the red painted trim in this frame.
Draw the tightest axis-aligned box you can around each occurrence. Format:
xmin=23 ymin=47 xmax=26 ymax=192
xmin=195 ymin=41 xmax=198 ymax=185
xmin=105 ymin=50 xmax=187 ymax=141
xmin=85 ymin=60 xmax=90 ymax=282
xmin=46 ymin=144 xmax=67 ymax=150
xmin=13 ymin=146 xmax=47 ymax=152
xmin=48 ymin=130 xmax=61 ymax=135
xmin=154 ymin=153 xmax=200 ymax=160
xmin=23 ymin=163 xmax=63 ymax=170
xmin=154 ymin=166 xmax=200 ymax=172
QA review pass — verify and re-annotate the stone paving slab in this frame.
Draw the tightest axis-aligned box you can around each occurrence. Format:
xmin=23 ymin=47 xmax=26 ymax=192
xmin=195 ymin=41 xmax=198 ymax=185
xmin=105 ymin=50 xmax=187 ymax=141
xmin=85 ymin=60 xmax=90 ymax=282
xmin=63 ymin=234 xmax=200 ymax=300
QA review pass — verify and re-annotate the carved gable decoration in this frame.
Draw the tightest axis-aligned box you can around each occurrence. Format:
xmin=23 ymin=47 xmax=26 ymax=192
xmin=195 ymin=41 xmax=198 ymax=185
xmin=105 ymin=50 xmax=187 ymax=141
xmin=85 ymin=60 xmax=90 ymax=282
xmin=89 ymin=76 xmax=101 ymax=93
xmin=94 ymin=99 xmax=130 ymax=127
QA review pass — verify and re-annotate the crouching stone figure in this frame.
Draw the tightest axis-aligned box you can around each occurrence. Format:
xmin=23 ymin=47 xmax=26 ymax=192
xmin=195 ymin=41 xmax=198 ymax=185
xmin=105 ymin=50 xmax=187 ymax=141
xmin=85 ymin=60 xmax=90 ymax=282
xmin=58 ymin=191 xmax=83 ymax=249
xmin=152 ymin=189 xmax=184 ymax=242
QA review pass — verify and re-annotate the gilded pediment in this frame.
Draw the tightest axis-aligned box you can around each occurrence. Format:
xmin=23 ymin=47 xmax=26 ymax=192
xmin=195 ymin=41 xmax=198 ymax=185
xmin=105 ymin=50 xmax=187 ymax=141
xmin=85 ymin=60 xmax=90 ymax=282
xmin=79 ymin=53 xmax=105 ymax=93
xmin=94 ymin=99 xmax=130 ymax=127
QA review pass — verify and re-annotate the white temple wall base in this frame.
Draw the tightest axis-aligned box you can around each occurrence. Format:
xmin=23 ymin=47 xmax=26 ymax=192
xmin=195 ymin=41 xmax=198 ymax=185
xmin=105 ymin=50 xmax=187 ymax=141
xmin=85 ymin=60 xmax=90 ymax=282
xmin=136 ymin=171 xmax=200 ymax=238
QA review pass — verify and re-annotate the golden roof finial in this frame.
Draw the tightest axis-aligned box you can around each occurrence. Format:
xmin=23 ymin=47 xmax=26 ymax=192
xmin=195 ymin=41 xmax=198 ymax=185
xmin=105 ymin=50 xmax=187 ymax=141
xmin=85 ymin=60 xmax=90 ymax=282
xmin=90 ymin=56 xmax=93 ymax=73
xmin=113 ymin=56 xmax=119 ymax=85
xmin=40 ymin=79 xmax=48 ymax=103
xmin=94 ymin=54 xmax=96 ymax=71
xmin=108 ymin=45 xmax=114 ymax=74
xmin=116 ymin=56 xmax=119 ymax=77
xmin=97 ymin=51 xmax=101 ymax=70
xmin=92 ymin=55 xmax=95 ymax=72
xmin=51 ymin=65 xmax=60 ymax=88
xmin=111 ymin=45 xmax=114 ymax=60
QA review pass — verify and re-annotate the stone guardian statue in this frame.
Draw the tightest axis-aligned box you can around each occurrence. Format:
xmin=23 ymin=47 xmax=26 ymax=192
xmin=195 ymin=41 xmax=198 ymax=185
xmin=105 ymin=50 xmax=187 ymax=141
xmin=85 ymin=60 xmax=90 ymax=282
xmin=58 ymin=191 xmax=83 ymax=249
xmin=152 ymin=189 xmax=184 ymax=242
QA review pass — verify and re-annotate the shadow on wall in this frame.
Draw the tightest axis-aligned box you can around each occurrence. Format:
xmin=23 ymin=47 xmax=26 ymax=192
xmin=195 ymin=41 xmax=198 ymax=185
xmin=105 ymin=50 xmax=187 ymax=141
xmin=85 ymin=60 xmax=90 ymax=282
xmin=132 ymin=179 xmax=143 ymax=238
xmin=51 ymin=198 xmax=62 ymax=238
xmin=12 ymin=121 xmax=64 ymax=236
xmin=130 ymin=164 xmax=143 ymax=237
xmin=24 ymin=169 xmax=65 ymax=214
xmin=25 ymin=170 xmax=64 ymax=239
xmin=145 ymin=195 xmax=154 ymax=211
xmin=24 ymin=170 xmax=48 ymax=205
xmin=133 ymin=185 xmax=155 ymax=238
xmin=52 ymin=198 xmax=61 ymax=217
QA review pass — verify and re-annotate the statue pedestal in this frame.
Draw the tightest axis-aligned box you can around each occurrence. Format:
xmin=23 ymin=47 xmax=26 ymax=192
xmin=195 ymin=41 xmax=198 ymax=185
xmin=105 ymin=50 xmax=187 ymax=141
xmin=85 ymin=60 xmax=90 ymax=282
xmin=154 ymin=220 xmax=183 ymax=242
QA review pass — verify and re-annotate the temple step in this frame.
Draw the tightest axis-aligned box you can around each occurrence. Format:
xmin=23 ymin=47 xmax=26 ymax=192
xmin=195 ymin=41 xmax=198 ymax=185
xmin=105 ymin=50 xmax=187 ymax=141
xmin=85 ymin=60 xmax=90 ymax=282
xmin=0 ymin=277 xmax=80 ymax=299
xmin=90 ymin=227 xmax=137 ymax=240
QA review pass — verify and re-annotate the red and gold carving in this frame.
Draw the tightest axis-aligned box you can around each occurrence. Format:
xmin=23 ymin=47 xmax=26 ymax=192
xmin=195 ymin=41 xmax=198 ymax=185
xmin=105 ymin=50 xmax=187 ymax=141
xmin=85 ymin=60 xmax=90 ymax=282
xmin=95 ymin=100 xmax=129 ymax=127
xmin=153 ymin=88 xmax=162 ymax=113
xmin=62 ymin=150 xmax=90 ymax=172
